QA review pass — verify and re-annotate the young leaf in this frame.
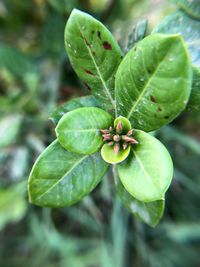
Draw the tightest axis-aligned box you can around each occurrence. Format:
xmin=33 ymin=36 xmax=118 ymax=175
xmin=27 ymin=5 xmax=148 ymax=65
xmin=64 ymin=9 xmax=123 ymax=111
xmin=115 ymin=33 xmax=192 ymax=132
xmin=170 ymin=0 xmax=200 ymax=19
xmin=117 ymin=130 xmax=173 ymax=202
xmin=28 ymin=140 xmax=109 ymax=208
xmin=101 ymin=144 xmax=131 ymax=164
xmin=114 ymin=172 xmax=164 ymax=227
xmin=153 ymin=10 xmax=200 ymax=68
xmin=56 ymin=107 xmax=113 ymax=154
xmin=186 ymin=67 xmax=200 ymax=112
xmin=50 ymin=95 xmax=100 ymax=125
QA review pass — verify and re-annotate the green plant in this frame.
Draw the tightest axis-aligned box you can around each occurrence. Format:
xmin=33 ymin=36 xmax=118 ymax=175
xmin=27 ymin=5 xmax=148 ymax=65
xmin=28 ymin=8 xmax=194 ymax=227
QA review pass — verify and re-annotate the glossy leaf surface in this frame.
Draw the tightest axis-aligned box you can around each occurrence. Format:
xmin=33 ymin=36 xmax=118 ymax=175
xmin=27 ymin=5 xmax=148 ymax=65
xmin=117 ymin=130 xmax=173 ymax=202
xmin=153 ymin=10 xmax=200 ymax=67
xmin=101 ymin=144 xmax=130 ymax=164
xmin=50 ymin=95 xmax=100 ymax=125
xmin=171 ymin=0 xmax=200 ymax=19
xmin=65 ymin=9 xmax=123 ymax=111
xmin=114 ymin=173 xmax=164 ymax=227
xmin=56 ymin=107 xmax=113 ymax=154
xmin=28 ymin=140 xmax=108 ymax=207
xmin=115 ymin=33 xmax=191 ymax=132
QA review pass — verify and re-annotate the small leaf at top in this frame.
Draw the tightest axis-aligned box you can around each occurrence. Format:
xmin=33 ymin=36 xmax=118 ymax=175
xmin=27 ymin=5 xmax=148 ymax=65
xmin=115 ymin=33 xmax=192 ymax=132
xmin=64 ymin=9 xmax=123 ymax=112
xmin=101 ymin=143 xmax=131 ymax=164
xmin=117 ymin=130 xmax=173 ymax=202
xmin=56 ymin=107 xmax=113 ymax=155
xmin=28 ymin=140 xmax=109 ymax=208
xmin=114 ymin=172 xmax=164 ymax=227
xmin=50 ymin=95 xmax=100 ymax=125
xmin=170 ymin=0 xmax=200 ymax=19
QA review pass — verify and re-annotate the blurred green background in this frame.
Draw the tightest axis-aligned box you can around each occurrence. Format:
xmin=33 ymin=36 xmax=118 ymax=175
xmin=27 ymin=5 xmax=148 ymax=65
xmin=0 ymin=0 xmax=200 ymax=266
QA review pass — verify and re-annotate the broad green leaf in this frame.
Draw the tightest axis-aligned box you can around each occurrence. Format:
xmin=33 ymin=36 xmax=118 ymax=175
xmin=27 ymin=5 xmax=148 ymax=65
xmin=64 ymin=9 xmax=123 ymax=111
xmin=114 ymin=173 xmax=164 ymax=227
xmin=50 ymin=95 xmax=100 ymax=125
xmin=0 ymin=114 xmax=22 ymax=148
xmin=56 ymin=107 xmax=113 ymax=154
xmin=117 ymin=130 xmax=173 ymax=202
xmin=186 ymin=67 xmax=200 ymax=112
xmin=153 ymin=10 xmax=200 ymax=67
xmin=101 ymin=144 xmax=131 ymax=164
xmin=170 ymin=0 xmax=200 ymax=19
xmin=115 ymin=33 xmax=192 ymax=132
xmin=28 ymin=140 xmax=109 ymax=207
xmin=0 ymin=182 xmax=27 ymax=230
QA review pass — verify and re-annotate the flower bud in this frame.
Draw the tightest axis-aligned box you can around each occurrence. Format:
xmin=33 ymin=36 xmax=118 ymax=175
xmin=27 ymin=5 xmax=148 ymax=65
xmin=116 ymin=121 xmax=123 ymax=133
xmin=113 ymin=143 xmax=120 ymax=154
xmin=113 ymin=135 xmax=120 ymax=142
xmin=122 ymin=143 xmax=128 ymax=150
xmin=127 ymin=129 xmax=133 ymax=136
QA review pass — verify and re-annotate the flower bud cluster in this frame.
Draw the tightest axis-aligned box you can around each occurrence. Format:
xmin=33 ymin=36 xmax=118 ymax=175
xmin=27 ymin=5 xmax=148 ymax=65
xmin=100 ymin=122 xmax=138 ymax=154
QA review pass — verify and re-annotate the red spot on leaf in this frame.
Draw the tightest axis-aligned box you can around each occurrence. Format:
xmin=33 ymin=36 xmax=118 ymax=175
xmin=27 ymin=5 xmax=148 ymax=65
xmin=103 ymin=41 xmax=112 ymax=50
xmin=84 ymin=69 xmax=94 ymax=75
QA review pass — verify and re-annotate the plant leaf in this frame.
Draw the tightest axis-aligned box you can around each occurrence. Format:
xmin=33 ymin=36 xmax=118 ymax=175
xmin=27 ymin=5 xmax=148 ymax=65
xmin=28 ymin=140 xmax=109 ymax=208
xmin=50 ymin=95 xmax=100 ymax=125
xmin=186 ymin=67 xmax=200 ymax=112
xmin=114 ymin=172 xmax=164 ymax=227
xmin=56 ymin=107 xmax=113 ymax=155
xmin=117 ymin=130 xmax=173 ymax=202
xmin=101 ymin=144 xmax=131 ymax=164
xmin=153 ymin=10 xmax=200 ymax=68
xmin=64 ymin=9 xmax=123 ymax=111
xmin=170 ymin=0 xmax=200 ymax=19
xmin=115 ymin=33 xmax=192 ymax=132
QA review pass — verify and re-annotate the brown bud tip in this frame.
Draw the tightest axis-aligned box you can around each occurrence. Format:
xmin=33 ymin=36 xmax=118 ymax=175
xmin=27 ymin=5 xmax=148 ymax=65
xmin=122 ymin=143 xmax=128 ymax=150
xmin=127 ymin=129 xmax=133 ymax=136
xmin=113 ymin=134 xmax=120 ymax=142
xmin=116 ymin=121 xmax=123 ymax=133
xmin=107 ymin=141 xmax=114 ymax=146
xmin=100 ymin=129 xmax=110 ymax=134
xmin=103 ymin=134 xmax=112 ymax=141
xmin=113 ymin=143 xmax=120 ymax=154
xmin=122 ymin=135 xmax=138 ymax=144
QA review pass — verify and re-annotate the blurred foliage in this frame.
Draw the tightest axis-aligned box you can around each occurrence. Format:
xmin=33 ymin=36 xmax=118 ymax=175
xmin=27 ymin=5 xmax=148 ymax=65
xmin=0 ymin=0 xmax=200 ymax=267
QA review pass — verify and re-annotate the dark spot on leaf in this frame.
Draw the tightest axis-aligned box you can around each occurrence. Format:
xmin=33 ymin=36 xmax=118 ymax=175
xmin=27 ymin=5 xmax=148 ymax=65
xmin=97 ymin=31 xmax=101 ymax=40
xmin=80 ymin=34 xmax=91 ymax=47
xmin=158 ymin=107 xmax=162 ymax=112
xmin=147 ymin=68 xmax=153 ymax=74
xmin=150 ymin=95 xmax=156 ymax=102
xmin=103 ymin=41 xmax=112 ymax=50
xmin=121 ymin=56 xmax=123 ymax=59
xmin=91 ymin=30 xmax=95 ymax=34
xmin=164 ymin=115 xmax=170 ymax=119
xmin=84 ymin=69 xmax=94 ymax=75
xmin=92 ymin=51 xmax=96 ymax=56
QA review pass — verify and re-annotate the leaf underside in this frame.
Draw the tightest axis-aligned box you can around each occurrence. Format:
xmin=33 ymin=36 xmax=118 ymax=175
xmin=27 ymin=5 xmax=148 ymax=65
xmin=170 ymin=0 xmax=200 ymax=19
xmin=115 ymin=174 xmax=164 ymax=227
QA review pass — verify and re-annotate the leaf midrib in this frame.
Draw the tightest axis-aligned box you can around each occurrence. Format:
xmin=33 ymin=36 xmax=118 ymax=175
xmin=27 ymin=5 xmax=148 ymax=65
xmin=34 ymin=155 xmax=88 ymax=201
xmin=76 ymin=21 xmax=116 ymax=110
